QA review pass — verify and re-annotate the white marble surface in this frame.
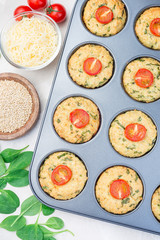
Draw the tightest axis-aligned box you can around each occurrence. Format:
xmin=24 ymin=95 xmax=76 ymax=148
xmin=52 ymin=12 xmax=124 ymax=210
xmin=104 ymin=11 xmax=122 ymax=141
xmin=0 ymin=0 xmax=160 ymax=239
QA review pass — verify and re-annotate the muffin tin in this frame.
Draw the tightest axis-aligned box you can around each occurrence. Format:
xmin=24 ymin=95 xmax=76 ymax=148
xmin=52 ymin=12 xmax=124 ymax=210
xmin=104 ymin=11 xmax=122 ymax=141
xmin=30 ymin=0 xmax=160 ymax=235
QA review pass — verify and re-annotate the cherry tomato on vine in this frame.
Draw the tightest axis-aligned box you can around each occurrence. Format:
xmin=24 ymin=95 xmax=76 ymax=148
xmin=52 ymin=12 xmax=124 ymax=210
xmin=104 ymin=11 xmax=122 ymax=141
xmin=46 ymin=4 xmax=66 ymax=23
xmin=27 ymin=0 xmax=47 ymax=10
xmin=14 ymin=6 xmax=32 ymax=21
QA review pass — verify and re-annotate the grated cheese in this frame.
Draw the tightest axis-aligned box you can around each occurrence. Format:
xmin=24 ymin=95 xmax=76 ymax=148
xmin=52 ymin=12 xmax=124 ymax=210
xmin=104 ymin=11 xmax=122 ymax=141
xmin=6 ymin=17 xmax=58 ymax=67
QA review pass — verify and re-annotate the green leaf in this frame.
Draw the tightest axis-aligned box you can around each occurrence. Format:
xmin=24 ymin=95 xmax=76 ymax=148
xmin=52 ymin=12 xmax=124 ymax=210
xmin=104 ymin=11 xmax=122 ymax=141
xmin=39 ymin=226 xmax=73 ymax=237
xmin=0 ymin=215 xmax=26 ymax=231
xmin=4 ymin=170 xmax=29 ymax=187
xmin=21 ymin=195 xmax=42 ymax=216
xmin=7 ymin=151 xmax=33 ymax=173
xmin=0 ymin=179 xmax=7 ymax=189
xmin=45 ymin=217 xmax=64 ymax=230
xmin=1 ymin=146 xmax=29 ymax=163
xmin=0 ymin=190 xmax=20 ymax=214
xmin=16 ymin=224 xmax=43 ymax=240
xmin=42 ymin=204 xmax=55 ymax=216
xmin=0 ymin=155 xmax=6 ymax=176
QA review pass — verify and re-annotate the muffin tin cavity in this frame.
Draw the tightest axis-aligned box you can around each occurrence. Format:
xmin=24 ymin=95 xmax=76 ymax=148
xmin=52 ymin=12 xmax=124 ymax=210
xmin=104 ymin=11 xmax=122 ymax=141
xmin=39 ymin=151 xmax=88 ymax=200
xmin=68 ymin=43 xmax=114 ymax=89
xmin=95 ymin=165 xmax=144 ymax=215
xmin=82 ymin=0 xmax=127 ymax=37
xmin=122 ymin=57 xmax=160 ymax=103
xmin=135 ymin=6 xmax=160 ymax=50
xmin=151 ymin=186 xmax=160 ymax=222
xmin=53 ymin=96 xmax=101 ymax=144
xmin=109 ymin=109 xmax=157 ymax=158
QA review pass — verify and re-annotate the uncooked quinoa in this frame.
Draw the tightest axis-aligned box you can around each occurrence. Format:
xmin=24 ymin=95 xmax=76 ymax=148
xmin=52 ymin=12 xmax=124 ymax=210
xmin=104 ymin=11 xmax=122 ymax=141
xmin=0 ymin=80 xmax=33 ymax=133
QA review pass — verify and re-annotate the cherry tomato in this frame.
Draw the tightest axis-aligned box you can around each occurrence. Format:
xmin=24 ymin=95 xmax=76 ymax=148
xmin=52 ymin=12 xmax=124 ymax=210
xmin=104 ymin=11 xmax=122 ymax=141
xmin=83 ymin=57 xmax=102 ymax=76
xmin=46 ymin=4 xmax=66 ymax=23
xmin=135 ymin=68 xmax=154 ymax=88
xmin=70 ymin=109 xmax=90 ymax=129
xmin=14 ymin=6 xmax=32 ymax=21
xmin=124 ymin=123 xmax=147 ymax=142
xmin=27 ymin=0 xmax=47 ymax=10
xmin=51 ymin=165 xmax=72 ymax=186
xmin=110 ymin=179 xmax=130 ymax=199
xmin=150 ymin=18 xmax=160 ymax=37
xmin=95 ymin=6 xmax=113 ymax=24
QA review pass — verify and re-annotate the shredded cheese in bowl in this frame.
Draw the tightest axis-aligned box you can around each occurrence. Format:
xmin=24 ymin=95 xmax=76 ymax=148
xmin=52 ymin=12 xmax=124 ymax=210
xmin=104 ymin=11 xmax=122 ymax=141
xmin=1 ymin=13 xmax=61 ymax=69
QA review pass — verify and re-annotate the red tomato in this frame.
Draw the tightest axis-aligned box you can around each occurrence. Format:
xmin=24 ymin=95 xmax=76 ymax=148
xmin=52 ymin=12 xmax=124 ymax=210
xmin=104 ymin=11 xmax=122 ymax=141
xmin=27 ymin=0 xmax=47 ymax=10
xmin=135 ymin=68 xmax=154 ymax=88
xmin=95 ymin=6 xmax=113 ymax=24
xmin=14 ymin=6 xmax=32 ymax=21
xmin=70 ymin=109 xmax=90 ymax=129
xmin=83 ymin=57 xmax=102 ymax=76
xmin=125 ymin=123 xmax=147 ymax=142
xmin=150 ymin=18 xmax=160 ymax=37
xmin=51 ymin=165 xmax=72 ymax=186
xmin=46 ymin=4 xmax=66 ymax=23
xmin=110 ymin=179 xmax=130 ymax=199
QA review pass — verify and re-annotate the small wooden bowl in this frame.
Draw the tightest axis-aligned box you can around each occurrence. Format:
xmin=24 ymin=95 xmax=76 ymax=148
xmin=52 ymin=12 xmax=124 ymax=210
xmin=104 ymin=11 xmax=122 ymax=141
xmin=0 ymin=73 xmax=40 ymax=140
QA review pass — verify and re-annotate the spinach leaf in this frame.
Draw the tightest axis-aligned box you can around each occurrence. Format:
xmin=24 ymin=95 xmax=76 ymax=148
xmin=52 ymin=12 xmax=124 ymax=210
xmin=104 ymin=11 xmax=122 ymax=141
xmin=0 ymin=179 xmax=7 ymax=189
xmin=1 ymin=146 xmax=29 ymax=163
xmin=0 ymin=155 xmax=6 ymax=176
xmin=21 ymin=195 xmax=42 ymax=216
xmin=0 ymin=215 xmax=26 ymax=231
xmin=44 ymin=217 xmax=64 ymax=230
xmin=42 ymin=204 xmax=55 ymax=216
xmin=39 ymin=226 xmax=73 ymax=237
xmin=4 ymin=170 xmax=29 ymax=187
xmin=16 ymin=224 xmax=43 ymax=240
xmin=0 ymin=190 xmax=20 ymax=214
xmin=7 ymin=151 xmax=33 ymax=173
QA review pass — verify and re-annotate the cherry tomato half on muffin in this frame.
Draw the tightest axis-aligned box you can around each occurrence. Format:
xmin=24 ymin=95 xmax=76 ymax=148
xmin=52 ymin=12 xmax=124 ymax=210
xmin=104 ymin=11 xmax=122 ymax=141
xmin=134 ymin=68 xmax=154 ymax=88
xmin=150 ymin=18 xmax=160 ymax=37
xmin=124 ymin=123 xmax=147 ymax=142
xmin=27 ymin=0 xmax=47 ymax=10
xmin=110 ymin=179 xmax=130 ymax=199
xmin=14 ymin=6 xmax=32 ymax=21
xmin=95 ymin=6 xmax=113 ymax=24
xmin=51 ymin=165 xmax=72 ymax=186
xmin=46 ymin=4 xmax=66 ymax=23
xmin=70 ymin=109 xmax=90 ymax=128
xmin=83 ymin=58 xmax=102 ymax=76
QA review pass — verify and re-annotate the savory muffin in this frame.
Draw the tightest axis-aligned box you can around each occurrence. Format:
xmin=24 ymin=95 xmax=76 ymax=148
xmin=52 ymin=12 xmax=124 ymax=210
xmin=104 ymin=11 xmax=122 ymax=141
xmin=95 ymin=166 xmax=143 ymax=214
xmin=109 ymin=110 xmax=157 ymax=157
xmin=53 ymin=96 xmax=100 ymax=143
xmin=151 ymin=186 xmax=160 ymax=221
xmin=68 ymin=44 xmax=114 ymax=88
xmin=39 ymin=151 xmax=88 ymax=200
xmin=123 ymin=57 xmax=160 ymax=103
xmin=83 ymin=0 xmax=127 ymax=37
xmin=135 ymin=7 xmax=160 ymax=50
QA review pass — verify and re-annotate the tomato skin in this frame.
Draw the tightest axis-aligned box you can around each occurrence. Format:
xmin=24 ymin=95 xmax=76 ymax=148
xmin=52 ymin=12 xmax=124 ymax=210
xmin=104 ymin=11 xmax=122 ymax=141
xmin=135 ymin=68 xmax=154 ymax=88
xmin=46 ymin=4 xmax=66 ymax=23
xmin=14 ymin=6 xmax=32 ymax=21
xmin=95 ymin=6 xmax=113 ymax=24
xmin=150 ymin=18 xmax=160 ymax=37
xmin=83 ymin=57 xmax=102 ymax=76
xmin=110 ymin=179 xmax=130 ymax=199
xmin=70 ymin=109 xmax=90 ymax=129
xmin=51 ymin=165 xmax=72 ymax=186
xmin=27 ymin=0 xmax=47 ymax=10
xmin=124 ymin=123 xmax=147 ymax=142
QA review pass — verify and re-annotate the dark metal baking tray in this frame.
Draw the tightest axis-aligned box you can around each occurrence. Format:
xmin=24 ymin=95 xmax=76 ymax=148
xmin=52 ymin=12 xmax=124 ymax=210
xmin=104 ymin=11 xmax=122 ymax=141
xmin=30 ymin=0 xmax=160 ymax=235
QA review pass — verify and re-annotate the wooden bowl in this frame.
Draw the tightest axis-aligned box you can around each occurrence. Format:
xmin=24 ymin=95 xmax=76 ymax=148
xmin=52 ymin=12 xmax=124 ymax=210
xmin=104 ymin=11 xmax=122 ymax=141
xmin=0 ymin=73 xmax=40 ymax=140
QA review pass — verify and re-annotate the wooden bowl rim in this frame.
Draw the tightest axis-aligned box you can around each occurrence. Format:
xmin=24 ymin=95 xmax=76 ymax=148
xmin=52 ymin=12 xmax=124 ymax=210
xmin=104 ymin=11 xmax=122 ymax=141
xmin=0 ymin=72 xmax=40 ymax=140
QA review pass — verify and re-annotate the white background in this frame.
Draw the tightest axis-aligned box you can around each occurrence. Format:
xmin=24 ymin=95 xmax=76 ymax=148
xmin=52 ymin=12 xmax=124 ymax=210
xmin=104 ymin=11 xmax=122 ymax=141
xmin=0 ymin=0 xmax=160 ymax=239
